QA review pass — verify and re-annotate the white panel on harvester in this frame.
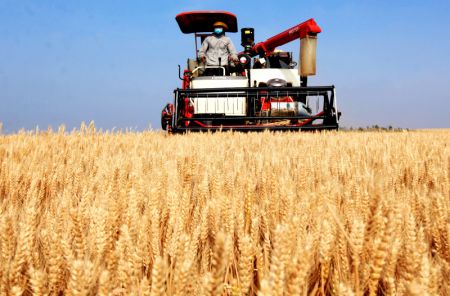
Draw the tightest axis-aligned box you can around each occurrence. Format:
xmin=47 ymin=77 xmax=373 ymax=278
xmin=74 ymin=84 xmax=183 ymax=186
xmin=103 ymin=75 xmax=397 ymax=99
xmin=192 ymin=97 xmax=246 ymax=116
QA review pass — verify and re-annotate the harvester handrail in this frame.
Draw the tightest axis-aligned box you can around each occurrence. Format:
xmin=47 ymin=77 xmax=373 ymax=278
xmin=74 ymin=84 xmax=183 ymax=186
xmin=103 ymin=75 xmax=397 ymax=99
xmin=175 ymin=85 xmax=335 ymax=94
xmin=191 ymin=65 xmax=227 ymax=75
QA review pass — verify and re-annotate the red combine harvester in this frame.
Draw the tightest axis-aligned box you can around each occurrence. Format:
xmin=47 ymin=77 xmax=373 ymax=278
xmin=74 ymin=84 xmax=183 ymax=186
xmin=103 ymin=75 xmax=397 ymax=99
xmin=161 ymin=11 xmax=340 ymax=132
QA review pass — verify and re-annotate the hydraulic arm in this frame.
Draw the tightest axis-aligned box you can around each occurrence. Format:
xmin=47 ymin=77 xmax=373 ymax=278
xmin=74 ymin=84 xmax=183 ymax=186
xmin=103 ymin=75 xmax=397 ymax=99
xmin=246 ymin=19 xmax=321 ymax=57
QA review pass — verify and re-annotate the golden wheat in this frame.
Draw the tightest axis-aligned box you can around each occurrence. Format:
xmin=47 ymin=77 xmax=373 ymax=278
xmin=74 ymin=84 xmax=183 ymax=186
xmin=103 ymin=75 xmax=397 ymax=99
xmin=0 ymin=125 xmax=449 ymax=295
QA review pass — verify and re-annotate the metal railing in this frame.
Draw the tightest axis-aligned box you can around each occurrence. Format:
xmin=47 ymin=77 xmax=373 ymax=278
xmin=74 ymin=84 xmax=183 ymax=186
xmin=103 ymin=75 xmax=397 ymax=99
xmin=172 ymin=85 xmax=339 ymax=131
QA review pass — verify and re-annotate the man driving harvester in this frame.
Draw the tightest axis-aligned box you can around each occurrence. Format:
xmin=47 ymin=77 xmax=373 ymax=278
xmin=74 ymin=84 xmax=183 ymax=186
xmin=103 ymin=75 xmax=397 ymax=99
xmin=198 ymin=21 xmax=239 ymax=75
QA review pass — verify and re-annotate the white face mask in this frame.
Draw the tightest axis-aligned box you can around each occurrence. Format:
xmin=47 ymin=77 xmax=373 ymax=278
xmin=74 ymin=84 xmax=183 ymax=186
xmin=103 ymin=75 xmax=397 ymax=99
xmin=214 ymin=28 xmax=224 ymax=35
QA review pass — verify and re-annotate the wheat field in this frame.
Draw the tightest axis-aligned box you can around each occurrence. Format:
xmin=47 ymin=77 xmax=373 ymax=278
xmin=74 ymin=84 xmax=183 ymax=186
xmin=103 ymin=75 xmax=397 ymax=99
xmin=0 ymin=125 xmax=449 ymax=296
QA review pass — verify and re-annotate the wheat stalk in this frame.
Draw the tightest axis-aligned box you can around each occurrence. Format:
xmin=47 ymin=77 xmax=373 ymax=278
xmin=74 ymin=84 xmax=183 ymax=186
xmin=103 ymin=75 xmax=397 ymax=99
xmin=0 ymin=128 xmax=448 ymax=295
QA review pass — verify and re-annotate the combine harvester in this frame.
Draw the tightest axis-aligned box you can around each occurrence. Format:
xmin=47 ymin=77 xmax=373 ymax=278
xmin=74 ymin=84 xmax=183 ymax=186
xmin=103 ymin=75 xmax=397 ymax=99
xmin=161 ymin=11 xmax=340 ymax=132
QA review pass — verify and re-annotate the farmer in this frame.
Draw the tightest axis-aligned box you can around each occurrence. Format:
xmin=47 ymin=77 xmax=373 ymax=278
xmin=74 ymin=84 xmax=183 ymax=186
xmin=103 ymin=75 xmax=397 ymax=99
xmin=198 ymin=21 xmax=239 ymax=75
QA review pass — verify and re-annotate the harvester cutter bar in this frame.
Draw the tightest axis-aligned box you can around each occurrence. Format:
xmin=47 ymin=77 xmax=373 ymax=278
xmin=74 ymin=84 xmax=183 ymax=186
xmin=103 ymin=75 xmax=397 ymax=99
xmin=172 ymin=125 xmax=339 ymax=133
xmin=178 ymin=116 xmax=326 ymax=121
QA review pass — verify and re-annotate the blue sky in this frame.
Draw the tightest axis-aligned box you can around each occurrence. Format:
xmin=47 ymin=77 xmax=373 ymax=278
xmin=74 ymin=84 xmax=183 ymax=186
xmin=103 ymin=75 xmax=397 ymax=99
xmin=1 ymin=0 xmax=449 ymax=132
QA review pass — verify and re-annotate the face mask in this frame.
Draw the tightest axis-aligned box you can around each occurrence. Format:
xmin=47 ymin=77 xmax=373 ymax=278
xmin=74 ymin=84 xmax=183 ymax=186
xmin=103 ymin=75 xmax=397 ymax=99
xmin=214 ymin=28 xmax=223 ymax=35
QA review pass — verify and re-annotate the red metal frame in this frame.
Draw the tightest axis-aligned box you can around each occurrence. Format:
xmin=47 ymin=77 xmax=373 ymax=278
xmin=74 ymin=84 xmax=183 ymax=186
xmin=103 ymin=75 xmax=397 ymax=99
xmin=182 ymin=70 xmax=191 ymax=89
xmin=181 ymin=70 xmax=193 ymax=127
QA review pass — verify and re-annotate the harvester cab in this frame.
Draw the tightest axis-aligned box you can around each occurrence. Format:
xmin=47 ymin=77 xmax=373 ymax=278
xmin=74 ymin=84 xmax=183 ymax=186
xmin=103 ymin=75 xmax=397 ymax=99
xmin=161 ymin=11 xmax=340 ymax=132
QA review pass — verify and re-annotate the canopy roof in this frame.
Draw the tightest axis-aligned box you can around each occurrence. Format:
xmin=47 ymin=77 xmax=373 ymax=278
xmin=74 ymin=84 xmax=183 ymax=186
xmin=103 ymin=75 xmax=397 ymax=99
xmin=176 ymin=11 xmax=238 ymax=34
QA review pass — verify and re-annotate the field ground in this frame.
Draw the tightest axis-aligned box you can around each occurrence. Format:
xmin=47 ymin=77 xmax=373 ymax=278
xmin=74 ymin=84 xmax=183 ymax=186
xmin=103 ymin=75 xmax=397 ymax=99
xmin=0 ymin=127 xmax=449 ymax=295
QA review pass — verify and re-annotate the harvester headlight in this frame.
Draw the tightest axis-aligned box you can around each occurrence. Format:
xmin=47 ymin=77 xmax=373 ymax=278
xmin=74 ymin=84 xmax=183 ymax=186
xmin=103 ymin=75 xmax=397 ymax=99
xmin=238 ymin=54 xmax=251 ymax=67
